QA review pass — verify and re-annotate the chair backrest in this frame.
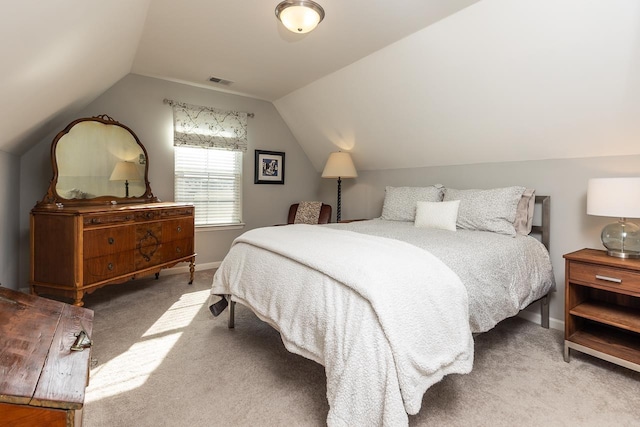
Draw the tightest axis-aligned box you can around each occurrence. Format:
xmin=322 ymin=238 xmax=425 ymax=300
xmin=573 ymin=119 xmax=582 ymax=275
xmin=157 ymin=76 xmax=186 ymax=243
xmin=287 ymin=203 xmax=332 ymax=224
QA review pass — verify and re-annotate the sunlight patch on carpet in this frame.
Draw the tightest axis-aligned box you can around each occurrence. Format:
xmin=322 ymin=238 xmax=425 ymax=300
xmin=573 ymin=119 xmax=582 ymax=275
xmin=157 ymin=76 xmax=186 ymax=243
xmin=85 ymin=333 xmax=182 ymax=403
xmin=85 ymin=289 xmax=210 ymax=403
xmin=142 ymin=289 xmax=210 ymax=337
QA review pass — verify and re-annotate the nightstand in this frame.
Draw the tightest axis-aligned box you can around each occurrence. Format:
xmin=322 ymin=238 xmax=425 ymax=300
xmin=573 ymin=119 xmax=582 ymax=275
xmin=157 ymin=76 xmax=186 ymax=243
xmin=564 ymin=248 xmax=640 ymax=372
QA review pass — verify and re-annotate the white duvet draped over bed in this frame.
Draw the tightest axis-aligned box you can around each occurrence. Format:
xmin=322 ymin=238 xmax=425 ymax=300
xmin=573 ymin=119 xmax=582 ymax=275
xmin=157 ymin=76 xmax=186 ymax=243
xmin=211 ymin=225 xmax=474 ymax=426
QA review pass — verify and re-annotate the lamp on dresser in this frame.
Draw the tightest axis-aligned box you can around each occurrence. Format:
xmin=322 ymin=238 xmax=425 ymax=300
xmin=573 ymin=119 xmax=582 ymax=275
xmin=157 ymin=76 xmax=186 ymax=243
xmin=322 ymin=151 xmax=357 ymax=222
xmin=587 ymin=177 xmax=640 ymax=258
xmin=110 ymin=161 xmax=140 ymax=197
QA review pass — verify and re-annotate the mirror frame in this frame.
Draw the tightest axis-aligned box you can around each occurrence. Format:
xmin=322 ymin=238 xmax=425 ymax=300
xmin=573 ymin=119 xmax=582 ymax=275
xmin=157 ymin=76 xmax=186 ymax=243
xmin=37 ymin=114 xmax=158 ymax=207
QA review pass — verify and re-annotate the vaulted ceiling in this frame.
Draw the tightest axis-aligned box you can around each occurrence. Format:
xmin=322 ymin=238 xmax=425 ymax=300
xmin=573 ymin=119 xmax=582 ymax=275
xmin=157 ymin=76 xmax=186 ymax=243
xmin=3 ymin=0 xmax=640 ymax=173
xmin=1 ymin=0 xmax=477 ymax=156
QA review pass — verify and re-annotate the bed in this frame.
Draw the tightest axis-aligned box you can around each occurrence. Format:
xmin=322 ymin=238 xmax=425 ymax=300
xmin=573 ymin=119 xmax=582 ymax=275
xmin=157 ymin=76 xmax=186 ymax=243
xmin=209 ymin=186 xmax=555 ymax=426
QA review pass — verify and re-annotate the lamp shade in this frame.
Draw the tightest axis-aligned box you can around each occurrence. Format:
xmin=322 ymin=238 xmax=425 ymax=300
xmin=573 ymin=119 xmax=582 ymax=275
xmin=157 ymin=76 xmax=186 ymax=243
xmin=275 ymin=0 xmax=325 ymax=34
xmin=587 ymin=177 xmax=640 ymax=218
xmin=321 ymin=152 xmax=358 ymax=179
xmin=587 ymin=177 xmax=640 ymax=258
xmin=110 ymin=161 xmax=140 ymax=181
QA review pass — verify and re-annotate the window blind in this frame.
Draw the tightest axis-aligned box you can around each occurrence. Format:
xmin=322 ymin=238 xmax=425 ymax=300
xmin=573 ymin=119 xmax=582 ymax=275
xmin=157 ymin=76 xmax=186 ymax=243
xmin=174 ymin=146 xmax=243 ymax=226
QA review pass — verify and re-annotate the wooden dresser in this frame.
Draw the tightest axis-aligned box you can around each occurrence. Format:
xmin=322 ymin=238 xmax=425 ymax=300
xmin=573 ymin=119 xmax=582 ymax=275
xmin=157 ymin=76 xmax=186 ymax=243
xmin=0 ymin=286 xmax=93 ymax=426
xmin=31 ymin=202 xmax=195 ymax=306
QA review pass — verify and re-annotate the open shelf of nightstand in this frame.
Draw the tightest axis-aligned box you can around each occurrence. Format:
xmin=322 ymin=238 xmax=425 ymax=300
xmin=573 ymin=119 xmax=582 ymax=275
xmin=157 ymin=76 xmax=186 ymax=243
xmin=567 ymin=322 xmax=640 ymax=366
xmin=569 ymin=300 xmax=640 ymax=333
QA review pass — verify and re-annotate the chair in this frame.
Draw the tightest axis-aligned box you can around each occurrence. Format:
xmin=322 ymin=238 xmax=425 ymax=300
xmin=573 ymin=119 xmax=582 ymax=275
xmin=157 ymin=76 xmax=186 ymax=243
xmin=287 ymin=203 xmax=332 ymax=224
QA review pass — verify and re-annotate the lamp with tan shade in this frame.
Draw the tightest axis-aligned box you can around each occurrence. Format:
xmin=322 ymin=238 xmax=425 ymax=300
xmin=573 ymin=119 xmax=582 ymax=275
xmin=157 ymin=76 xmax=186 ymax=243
xmin=322 ymin=152 xmax=357 ymax=222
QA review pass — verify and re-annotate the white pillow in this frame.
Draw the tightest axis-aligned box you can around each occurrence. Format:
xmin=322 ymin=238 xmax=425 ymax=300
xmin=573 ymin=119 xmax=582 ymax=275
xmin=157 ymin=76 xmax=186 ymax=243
xmin=414 ymin=200 xmax=460 ymax=231
xmin=380 ymin=185 xmax=444 ymax=221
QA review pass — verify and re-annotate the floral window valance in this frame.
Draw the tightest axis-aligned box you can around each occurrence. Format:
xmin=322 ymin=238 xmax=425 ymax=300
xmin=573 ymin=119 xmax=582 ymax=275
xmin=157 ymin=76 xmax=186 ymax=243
xmin=165 ymin=99 xmax=248 ymax=152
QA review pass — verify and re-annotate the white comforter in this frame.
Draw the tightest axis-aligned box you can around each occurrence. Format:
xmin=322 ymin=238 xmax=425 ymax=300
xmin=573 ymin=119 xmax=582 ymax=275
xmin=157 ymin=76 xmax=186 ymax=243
xmin=211 ymin=225 xmax=474 ymax=426
xmin=328 ymin=219 xmax=556 ymax=333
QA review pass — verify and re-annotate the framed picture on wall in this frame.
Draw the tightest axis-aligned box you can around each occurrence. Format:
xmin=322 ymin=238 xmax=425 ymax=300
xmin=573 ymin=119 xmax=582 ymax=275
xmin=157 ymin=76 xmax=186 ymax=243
xmin=254 ymin=150 xmax=285 ymax=184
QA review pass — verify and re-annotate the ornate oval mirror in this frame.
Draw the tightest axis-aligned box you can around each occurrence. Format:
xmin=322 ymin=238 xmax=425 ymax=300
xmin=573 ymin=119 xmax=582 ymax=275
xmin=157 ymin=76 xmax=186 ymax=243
xmin=37 ymin=115 xmax=157 ymax=206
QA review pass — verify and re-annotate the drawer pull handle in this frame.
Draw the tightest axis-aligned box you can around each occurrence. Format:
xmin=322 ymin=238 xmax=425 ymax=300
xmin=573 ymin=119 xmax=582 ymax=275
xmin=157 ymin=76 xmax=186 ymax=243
xmin=107 ymin=263 xmax=114 ymax=271
xmin=91 ymin=218 xmax=101 ymax=224
xmin=595 ymin=274 xmax=622 ymax=283
xmin=177 ymin=226 xmax=182 ymax=232
xmin=176 ymin=247 xmax=182 ymax=254
xmin=108 ymin=237 xmax=115 ymax=245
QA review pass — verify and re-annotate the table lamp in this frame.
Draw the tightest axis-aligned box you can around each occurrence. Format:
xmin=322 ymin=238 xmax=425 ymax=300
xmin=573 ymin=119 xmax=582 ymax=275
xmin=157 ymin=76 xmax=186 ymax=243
xmin=587 ymin=177 xmax=640 ymax=258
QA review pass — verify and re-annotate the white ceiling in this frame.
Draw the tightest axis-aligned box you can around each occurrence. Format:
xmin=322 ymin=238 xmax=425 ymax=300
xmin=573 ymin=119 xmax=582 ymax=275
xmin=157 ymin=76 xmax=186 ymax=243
xmin=276 ymin=0 xmax=640 ymax=171
xmin=0 ymin=0 xmax=478 ymax=155
xmin=3 ymin=0 xmax=640 ymax=174
xmin=133 ymin=0 xmax=480 ymax=101
xmin=1 ymin=0 xmax=151 ymax=154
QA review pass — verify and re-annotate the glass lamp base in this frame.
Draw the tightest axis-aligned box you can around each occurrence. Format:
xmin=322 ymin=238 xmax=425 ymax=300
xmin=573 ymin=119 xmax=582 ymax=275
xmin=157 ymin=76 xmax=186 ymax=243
xmin=606 ymin=249 xmax=640 ymax=259
xmin=601 ymin=219 xmax=640 ymax=259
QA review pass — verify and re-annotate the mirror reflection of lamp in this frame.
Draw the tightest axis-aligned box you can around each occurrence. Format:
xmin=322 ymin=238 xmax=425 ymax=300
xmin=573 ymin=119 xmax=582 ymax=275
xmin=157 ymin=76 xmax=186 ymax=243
xmin=109 ymin=161 xmax=141 ymax=197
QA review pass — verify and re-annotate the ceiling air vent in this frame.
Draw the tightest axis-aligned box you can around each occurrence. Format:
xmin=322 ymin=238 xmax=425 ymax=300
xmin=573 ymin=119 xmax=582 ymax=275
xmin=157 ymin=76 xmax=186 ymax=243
xmin=208 ymin=76 xmax=233 ymax=86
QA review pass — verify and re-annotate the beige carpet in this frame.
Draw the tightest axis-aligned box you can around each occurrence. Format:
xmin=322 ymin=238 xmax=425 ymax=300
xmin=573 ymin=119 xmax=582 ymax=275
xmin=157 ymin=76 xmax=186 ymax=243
xmin=82 ymin=269 xmax=640 ymax=426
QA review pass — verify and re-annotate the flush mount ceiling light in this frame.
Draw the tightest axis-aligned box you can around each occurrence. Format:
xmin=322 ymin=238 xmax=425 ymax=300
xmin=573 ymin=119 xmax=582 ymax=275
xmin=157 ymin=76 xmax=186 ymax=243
xmin=275 ymin=0 xmax=325 ymax=34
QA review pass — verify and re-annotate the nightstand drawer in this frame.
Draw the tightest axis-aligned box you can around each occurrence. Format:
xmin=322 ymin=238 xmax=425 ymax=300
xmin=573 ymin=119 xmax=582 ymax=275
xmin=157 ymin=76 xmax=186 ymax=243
xmin=569 ymin=262 xmax=640 ymax=294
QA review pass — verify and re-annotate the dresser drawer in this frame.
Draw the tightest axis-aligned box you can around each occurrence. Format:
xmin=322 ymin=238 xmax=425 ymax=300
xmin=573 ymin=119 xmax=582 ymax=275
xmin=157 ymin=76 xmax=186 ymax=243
xmin=84 ymin=227 xmax=134 ymax=258
xmin=163 ymin=239 xmax=194 ymax=260
xmin=159 ymin=207 xmax=194 ymax=218
xmin=162 ymin=218 xmax=194 ymax=242
xmin=84 ymin=252 xmax=134 ymax=283
xmin=83 ymin=212 xmax=135 ymax=228
xmin=569 ymin=261 xmax=640 ymax=294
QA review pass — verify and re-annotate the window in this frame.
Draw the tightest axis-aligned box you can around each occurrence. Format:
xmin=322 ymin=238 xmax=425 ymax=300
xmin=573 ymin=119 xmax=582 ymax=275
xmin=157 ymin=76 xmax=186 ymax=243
xmin=175 ymin=146 xmax=243 ymax=226
xmin=166 ymin=99 xmax=248 ymax=227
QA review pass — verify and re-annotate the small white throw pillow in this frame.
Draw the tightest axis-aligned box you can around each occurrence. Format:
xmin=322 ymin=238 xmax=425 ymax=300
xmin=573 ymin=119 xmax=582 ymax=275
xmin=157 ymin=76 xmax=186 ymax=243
xmin=414 ymin=200 xmax=460 ymax=231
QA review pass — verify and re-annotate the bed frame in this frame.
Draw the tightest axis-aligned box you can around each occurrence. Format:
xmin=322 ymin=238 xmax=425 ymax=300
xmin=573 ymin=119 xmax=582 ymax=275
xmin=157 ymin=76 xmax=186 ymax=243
xmin=227 ymin=195 xmax=552 ymax=329
xmin=530 ymin=195 xmax=551 ymax=328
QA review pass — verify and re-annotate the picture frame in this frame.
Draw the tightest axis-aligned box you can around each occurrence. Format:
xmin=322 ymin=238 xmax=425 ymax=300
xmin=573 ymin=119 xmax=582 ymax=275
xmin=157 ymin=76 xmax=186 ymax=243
xmin=254 ymin=150 xmax=285 ymax=185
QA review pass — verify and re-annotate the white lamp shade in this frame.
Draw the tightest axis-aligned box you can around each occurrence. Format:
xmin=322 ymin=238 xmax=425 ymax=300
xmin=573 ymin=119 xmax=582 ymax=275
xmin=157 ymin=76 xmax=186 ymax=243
xmin=276 ymin=1 xmax=324 ymax=34
xmin=110 ymin=161 xmax=141 ymax=181
xmin=322 ymin=152 xmax=358 ymax=179
xmin=587 ymin=177 xmax=640 ymax=218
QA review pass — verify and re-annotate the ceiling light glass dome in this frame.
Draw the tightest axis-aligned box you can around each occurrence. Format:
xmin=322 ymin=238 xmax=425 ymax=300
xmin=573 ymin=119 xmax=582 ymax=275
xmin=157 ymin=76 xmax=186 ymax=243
xmin=275 ymin=1 xmax=325 ymax=34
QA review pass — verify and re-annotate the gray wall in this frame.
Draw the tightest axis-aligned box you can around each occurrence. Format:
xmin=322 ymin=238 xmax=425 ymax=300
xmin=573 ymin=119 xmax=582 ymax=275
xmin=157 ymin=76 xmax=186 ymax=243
xmin=320 ymin=154 xmax=640 ymax=327
xmin=18 ymin=74 xmax=323 ymax=289
xmin=0 ymin=150 xmax=20 ymax=290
